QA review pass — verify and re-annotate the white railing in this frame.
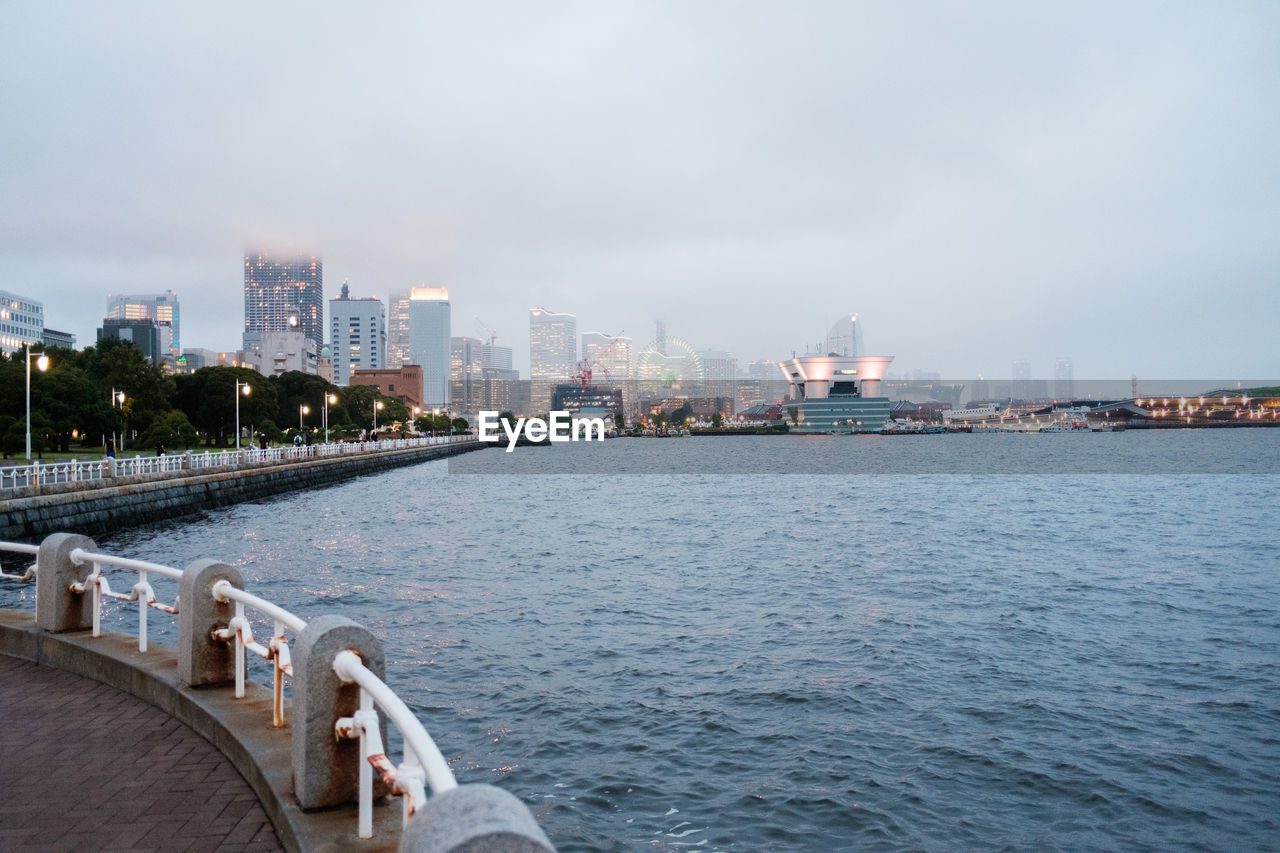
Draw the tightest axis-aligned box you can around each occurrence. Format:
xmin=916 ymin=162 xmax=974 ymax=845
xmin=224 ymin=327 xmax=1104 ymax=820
xmin=0 ymin=539 xmax=459 ymax=841
xmin=0 ymin=434 xmax=473 ymax=490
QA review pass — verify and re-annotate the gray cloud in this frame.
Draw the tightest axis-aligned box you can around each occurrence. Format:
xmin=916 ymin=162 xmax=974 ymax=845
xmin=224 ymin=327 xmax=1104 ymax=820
xmin=3 ymin=1 xmax=1277 ymax=378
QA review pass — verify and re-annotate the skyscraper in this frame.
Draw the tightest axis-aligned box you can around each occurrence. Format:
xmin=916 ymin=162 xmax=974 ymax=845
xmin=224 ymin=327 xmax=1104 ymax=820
xmin=824 ymin=314 xmax=863 ymax=357
xmin=243 ymin=252 xmax=323 ymax=354
xmin=329 ymin=280 xmax=385 ymax=386
xmin=1053 ymin=357 xmax=1075 ymax=400
xmin=387 ymin=291 xmax=411 ymax=368
xmin=409 ymin=287 xmax=451 ymax=409
xmin=581 ymin=332 xmax=633 ymax=381
xmin=529 ymin=308 xmax=577 ymax=379
xmin=451 ymin=336 xmax=484 ymax=412
xmin=106 ymin=290 xmax=180 ymax=350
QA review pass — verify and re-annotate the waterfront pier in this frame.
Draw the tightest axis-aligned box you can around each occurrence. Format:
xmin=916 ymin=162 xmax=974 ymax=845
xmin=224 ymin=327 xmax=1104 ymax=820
xmin=0 ymin=533 xmax=555 ymax=853
xmin=0 ymin=436 xmax=481 ymax=541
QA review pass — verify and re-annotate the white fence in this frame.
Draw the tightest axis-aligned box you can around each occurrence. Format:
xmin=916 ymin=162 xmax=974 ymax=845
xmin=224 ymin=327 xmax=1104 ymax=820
xmin=0 ymin=434 xmax=472 ymax=489
xmin=0 ymin=535 xmax=551 ymax=850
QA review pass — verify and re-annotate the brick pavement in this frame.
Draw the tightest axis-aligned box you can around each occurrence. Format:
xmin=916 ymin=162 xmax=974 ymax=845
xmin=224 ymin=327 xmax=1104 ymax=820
xmin=0 ymin=654 xmax=283 ymax=853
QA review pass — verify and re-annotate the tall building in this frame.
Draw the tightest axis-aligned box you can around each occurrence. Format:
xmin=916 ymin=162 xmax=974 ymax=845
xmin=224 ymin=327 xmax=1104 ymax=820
xmin=481 ymin=343 xmax=515 ymax=375
xmin=387 ymin=291 xmax=411 ymax=368
xmin=329 ymin=280 xmax=385 ymax=386
xmin=250 ymin=328 xmax=318 ymax=377
xmin=824 ymin=313 xmax=863 ymax=357
xmin=581 ymin=332 xmax=633 ymax=381
xmin=0 ymin=290 xmax=44 ymax=354
xmin=1012 ymin=359 xmax=1033 ymax=402
xmin=1053 ymin=357 xmax=1075 ymax=400
xmin=699 ymin=349 xmax=738 ymax=382
xmin=97 ymin=318 xmax=165 ymax=364
xmin=106 ymin=290 xmax=180 ymax=350
xmin=747 ymin=360 xmax=778 ymax=380
xmin=409 ymin=287 xmax=451 ymax=409
xmin=243 ymin=252 xmax=323 ymax=354
xmin=451 ymin=336 xmax=485 ymax=412
xmin=529 ymin=308 xmax=577 ymax=380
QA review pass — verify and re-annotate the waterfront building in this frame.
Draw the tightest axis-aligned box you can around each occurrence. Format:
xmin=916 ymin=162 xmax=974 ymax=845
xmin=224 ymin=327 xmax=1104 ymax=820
xmin=106 ymin=290 xmax=180 ymax=350
xmin=97 ymin=317 xmax=165 ymax=365
xmin=387 ymin=291 xmax=411 ymax=368
xmin=778 ymin=353 xmax=895 ymax=433
xmin=41 ymin=328 xmax=75 ymax=349
xmin=329 ymin=281 xmax=385 ymax=386
xmin=409 ymin=287 xmax=451 ymax=409
xmin=243 ymin=252 xmax=323 ymax=354
xmin=0 ymin=290 xmax=44 ymax=354
xmin=551 ymin=383 xmax=624 ymax=422
xmin=351 ymin=365 xmax=424 ymax=411
xmin=581 ymin=332 xmax=633 ymax=380
xmin=824 ymin=313 xmax=863 ymax=358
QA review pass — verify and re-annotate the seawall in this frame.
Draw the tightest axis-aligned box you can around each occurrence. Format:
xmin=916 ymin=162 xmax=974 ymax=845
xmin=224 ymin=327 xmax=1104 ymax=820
xmin=0 ymin=441 xmax=481 ymax=542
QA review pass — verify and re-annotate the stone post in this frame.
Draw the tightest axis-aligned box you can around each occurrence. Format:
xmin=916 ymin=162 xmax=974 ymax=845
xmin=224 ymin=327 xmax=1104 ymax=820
xmin=399 ymin=785 xmax=556 ymax=853
xmin=183 ymin=449 xmax=193 ymax=470
xmin=292 ymin=614 xmax=388 ymax=809
xmin=35 ymin=533 xmax=96 ymax=632
xmin=178 ymin=559 xmax=244 ymax=687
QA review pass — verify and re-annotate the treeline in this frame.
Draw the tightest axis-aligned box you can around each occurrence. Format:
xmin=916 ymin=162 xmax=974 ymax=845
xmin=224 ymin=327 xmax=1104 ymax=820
xmin=2 ymin=340 xmax=467 ymax=457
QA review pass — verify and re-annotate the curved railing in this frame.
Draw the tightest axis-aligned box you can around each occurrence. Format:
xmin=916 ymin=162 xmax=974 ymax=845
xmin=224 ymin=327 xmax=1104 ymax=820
xmin=0 ymin=534 xmax=548 ymax=849
xmin=0 ymin=434 xmax=473 ymax=489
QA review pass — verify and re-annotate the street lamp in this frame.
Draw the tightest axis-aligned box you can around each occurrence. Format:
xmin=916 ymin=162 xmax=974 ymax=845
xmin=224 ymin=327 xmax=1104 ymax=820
xmin=110 ymin=387 xmax=126 ymax=455
xmin=373 ymin=400 xmax=384 ymax=435
xmin=412 ymin=406 xmax=421 ymax=435
xmin=234 ymin=380 xmax=252 ymax=450
xmin=324 ymin=393 xmax=337 ymax=444
xmin=25 ymin=348 xmax=49 ymax=461
xmin=299 ymin=404 xmax=310 ymax=430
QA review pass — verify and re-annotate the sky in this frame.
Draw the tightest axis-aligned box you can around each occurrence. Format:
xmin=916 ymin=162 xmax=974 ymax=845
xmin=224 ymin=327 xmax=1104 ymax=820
xmin=3 ymin=1 xmax=1277 ymax=380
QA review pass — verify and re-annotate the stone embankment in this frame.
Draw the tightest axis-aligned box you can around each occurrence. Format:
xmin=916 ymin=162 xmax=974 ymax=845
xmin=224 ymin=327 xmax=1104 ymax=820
xmin=0 ymin=441 xmax=481 ymax=541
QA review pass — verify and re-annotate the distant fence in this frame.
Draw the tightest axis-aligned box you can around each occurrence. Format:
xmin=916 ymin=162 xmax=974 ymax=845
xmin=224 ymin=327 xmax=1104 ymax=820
xmin=0 ymin=435 xmax=470 ymax=490
xmin=0 ymin=533 xmax=554 ymax=852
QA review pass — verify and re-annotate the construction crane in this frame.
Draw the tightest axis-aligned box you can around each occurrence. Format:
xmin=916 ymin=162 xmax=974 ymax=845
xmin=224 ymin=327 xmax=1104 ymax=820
xmin=473 ymin=314 xmax=497 ymax=346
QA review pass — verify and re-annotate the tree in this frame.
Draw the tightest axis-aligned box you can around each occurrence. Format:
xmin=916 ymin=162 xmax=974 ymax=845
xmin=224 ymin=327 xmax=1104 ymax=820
xmin=175 ymin=367 xmax=277 ymax=446
xmin=451 ymin=417 xmax=469 ymax=434
xmin=138 ymin=410 xmax=199 ymax=451
xmin=711 ymin=412 xmax=723 ymax=428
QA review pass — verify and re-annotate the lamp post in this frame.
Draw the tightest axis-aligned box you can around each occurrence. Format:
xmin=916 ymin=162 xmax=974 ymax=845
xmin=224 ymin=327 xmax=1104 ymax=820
xmin=110 ymin=388 xmax=126 ymax=455
xmin=299 ymin=404 xmax=309 ymax=430
xmin=234 ymin=380 xmax=252 ymax=450
xmin=373 ymin=400 xmax=383 ymax=435
xmin=324 ymin=393 xmax=336 ymax=444
xmin=25 ymin=348 xmax=50 ymax=461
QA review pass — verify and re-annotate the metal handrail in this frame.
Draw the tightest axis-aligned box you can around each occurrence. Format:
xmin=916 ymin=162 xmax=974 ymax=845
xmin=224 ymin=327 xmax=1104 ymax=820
xmin=0 ymin=434 xmax=474 ymax=489
xmin=0 ymin=538 xmax=461 ymax=839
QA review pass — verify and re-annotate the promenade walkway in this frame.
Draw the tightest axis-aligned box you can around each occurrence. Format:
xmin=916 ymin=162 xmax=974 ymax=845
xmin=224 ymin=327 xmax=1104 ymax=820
xmin=0 ymin=654 xmax=282 ymax=853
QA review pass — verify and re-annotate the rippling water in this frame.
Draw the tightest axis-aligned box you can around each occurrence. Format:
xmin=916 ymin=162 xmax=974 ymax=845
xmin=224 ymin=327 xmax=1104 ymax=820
xmin=6 ymin=434 xmax=1279 ymax=850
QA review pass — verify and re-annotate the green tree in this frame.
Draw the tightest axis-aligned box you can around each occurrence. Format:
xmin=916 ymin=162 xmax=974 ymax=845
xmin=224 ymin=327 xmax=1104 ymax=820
xmin=451 ymin=417 xmax=469 ymax=434
xmin=175 ymin=367 xmax=277 ymax=446
xmin=711 ymin=412 xmax=723 ymax=428
xmin=138 ymin=410 xmax=199 ymax=451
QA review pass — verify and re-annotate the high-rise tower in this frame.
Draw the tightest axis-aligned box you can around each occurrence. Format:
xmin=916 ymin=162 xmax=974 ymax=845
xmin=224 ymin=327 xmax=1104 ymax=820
xmin=329 ymin=280 xmax=385 ymax=386
xmin=529 ymin=308 xmax=577 ymax=380
xmin=243 ymin=252 xmax=323 ymax=354
xmin=106 ymin=290 xmax=180 ymax=351
xmin=409 ymin=287 xmax=451 ymax=409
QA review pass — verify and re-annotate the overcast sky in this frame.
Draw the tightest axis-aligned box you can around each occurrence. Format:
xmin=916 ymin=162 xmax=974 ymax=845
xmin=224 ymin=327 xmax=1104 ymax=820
xmin=3 ymin=1 xmax=1277 ymax=379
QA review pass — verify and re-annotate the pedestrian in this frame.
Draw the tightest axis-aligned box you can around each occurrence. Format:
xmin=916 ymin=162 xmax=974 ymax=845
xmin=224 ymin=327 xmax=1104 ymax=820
xmin=156 ymin=443 xmax=165 ymax=456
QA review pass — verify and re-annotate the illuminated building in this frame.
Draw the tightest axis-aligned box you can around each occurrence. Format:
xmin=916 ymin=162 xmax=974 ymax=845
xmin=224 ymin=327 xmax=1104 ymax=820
xmin=409 ymin=287 xmax=451 ymax=409
xmin=243 ymin=252 xmax=323 ymax=354
xmin=778 ymin=353 xmax=895 ymax=433
xmin=0 ymin=290 xmax=44 ymax=354
xmin=329 ymin=281 xmax=385 ymax=386
xmin=106 ymin=290 xmax=180 ymax=350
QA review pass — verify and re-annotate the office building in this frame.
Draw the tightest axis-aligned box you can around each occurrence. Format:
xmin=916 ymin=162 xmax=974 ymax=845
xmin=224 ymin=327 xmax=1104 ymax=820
xmin=351 ymin=365 xmax=424 ymax=411
xmin=409 ymin=287 xmax=451 ymax=409
xmin=243 ymin=252 xmax=323 ymax=354
xmin=0 ymin=290 xmax=44 ymax=354
xmin=106 ymin=290 xmax=180 ymax=350
xmin=529 ymin=308 xmax=577 ymax=379
xmin=42 ymin=328 xmax=76 ymax=349
xmin=581 ymin=332 xmax=633 ymax=381
xmin=97 ymin=318 xmax=165 ymax=364
xmin=387 ymin=291 xmax=411 ymax=368
xmin=329 ymin=281 xmax=385 ymax=386
xmin=451 ymin=336 xmax=485 ymax=412
xmin=250 ymin=328 xmax=319 ymax=377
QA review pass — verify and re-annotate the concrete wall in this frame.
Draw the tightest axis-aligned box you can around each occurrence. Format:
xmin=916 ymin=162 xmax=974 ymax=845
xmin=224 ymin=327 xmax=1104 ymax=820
xmin=0 ymin=442 xmax=481 ymax=542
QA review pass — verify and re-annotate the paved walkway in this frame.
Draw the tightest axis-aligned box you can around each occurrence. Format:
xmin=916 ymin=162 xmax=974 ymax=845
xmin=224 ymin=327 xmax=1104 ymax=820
xmin=0 ymin=654 xmax=282 ymax=853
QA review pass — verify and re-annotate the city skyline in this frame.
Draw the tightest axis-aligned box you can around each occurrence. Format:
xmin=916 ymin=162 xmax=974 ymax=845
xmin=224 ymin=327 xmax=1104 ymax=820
xmin=4 ymin=3 xmax=1278 ymax=379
